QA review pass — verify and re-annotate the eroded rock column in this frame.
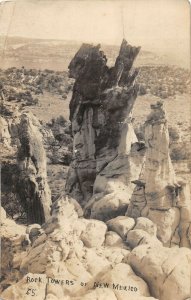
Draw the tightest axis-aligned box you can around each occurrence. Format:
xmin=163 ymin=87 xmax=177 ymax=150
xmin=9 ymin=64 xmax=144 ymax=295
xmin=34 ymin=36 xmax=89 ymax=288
xmin=127 ymin=101 xmax=191 ymax=247
xmin=16 ymin=112 xmax=52 ymax=224
xmin=66 ymin=40 xmax=145 ymax=220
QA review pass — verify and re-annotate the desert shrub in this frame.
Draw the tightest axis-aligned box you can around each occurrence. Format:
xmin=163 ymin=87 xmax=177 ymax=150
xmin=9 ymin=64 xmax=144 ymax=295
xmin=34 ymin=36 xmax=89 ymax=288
xmin=0 ymin=103 xmax=12 ymax=116
xmin=28 ymin=69 xmax=38 ymax=76
xmin=32 ymin=97 xmax=39 ymax=105
xmin=54 ymin=133 xmax=72 ymax=143
xmin=44 ymin=69 xmax=54 ymax=74
xmin=62 ymin=152 xmax=72 ymax=165
xmin=1 ymin=163 xmax=27 ymax=223
xmin=159 ymin=90 xmax=168 ymax=99
xmin=139 ymin=84 xmax=146 ymax=95
xmin=52 ymin=115 xmax=67 ymax=126
xmin=0 ymin=77 xmax=7 ymax=84
xmin=170 ymin=145 xmax=189 ymax=161
xmin=168 ymin=126 xmax=180 ymax=142
xmin=26 ymin=97 xmax=38 ymax=106
xmin=62 ymin=93 xmax=67 ymax=99
xmin=1 ymin=192 xmax=26 ymax=221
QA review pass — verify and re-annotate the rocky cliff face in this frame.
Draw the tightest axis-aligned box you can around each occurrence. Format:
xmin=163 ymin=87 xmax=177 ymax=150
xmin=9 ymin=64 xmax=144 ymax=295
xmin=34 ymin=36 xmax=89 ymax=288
xmin=0 ymin=101 xmax=52 ymax=225
xmin=66 ymin=40 xmax=146 ymax=220
xmin=127 ymin=101 xmax=191 ymax=247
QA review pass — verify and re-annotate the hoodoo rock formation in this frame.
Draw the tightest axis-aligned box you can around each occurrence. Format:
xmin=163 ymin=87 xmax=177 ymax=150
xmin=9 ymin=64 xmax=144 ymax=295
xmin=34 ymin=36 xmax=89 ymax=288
xmin=66 ymin=39 xmax=146 ymax=220
xmin=127 ymin=101 xmax=191 ymax=247
xmin=16 ymin=112 xmax=52 ymax=224
xmin=1 ymin=40 xmax=191 ymax=300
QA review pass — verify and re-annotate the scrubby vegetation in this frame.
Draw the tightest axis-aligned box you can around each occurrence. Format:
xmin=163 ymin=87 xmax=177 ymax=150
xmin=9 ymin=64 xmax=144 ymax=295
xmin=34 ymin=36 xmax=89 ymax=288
xmin=1 ymin=163 xmax=26 ymax=222
xmin=137 ymin=65 xmax=190 ymax=98
xmin=0 ymin=67 xmax=73 ymax=107
xmin=0 ymin=65 xmax=190 ymax=109
xmin=170 ymin=144 xmax=190 ymax=161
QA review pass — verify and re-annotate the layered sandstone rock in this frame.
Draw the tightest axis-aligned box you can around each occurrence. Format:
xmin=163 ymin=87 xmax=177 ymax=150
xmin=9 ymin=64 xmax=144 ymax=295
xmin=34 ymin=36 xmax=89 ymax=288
xmin=16 ymin=112 xmax=51 ymax=224
xmin=127 ymin=101 xmax=191 ymax=247
xmin=66 ymin=39 xmax=145 ymax=220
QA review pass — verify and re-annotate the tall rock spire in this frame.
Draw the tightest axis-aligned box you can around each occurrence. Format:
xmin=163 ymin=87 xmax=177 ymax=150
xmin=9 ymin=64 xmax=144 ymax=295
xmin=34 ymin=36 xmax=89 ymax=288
xmin=66 ymin=40 xmax=145 ymax=219
xmin=127 ymin=101 xmax=191 ymax=247
xmin=16 ymin=112 xmax=52 ymax=224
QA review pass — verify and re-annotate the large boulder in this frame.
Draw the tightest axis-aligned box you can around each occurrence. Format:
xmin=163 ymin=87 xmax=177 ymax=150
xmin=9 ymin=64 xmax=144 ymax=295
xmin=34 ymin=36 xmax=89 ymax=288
xmin=1 ymin=273 xmax=48 ymax=300
xmin=133 ymin=217 xmax=157 ymax=237
xmin=106 ymin=216 xmax=135 ymax=239
xmin=80 ymin=219 xmax=107 ymax=248
xmin=0 ymin=192 xmax=159 ymax=300
xmin=128 ymin=244 xmax=191 ymax=300
xmin=0 ymin=209 xmax=29 ymax=292
xmin=104 ymin=231 xmax=125 ymax=247
xmin=126 ymin=229 xmax=162 ymax=249
xmin=3 ymin=190 xmax=187 ymax=300
xmin=72 ymin=289 xmax=118 ymax=300
xmin=99 ymin=263 xmax=151 ymax=299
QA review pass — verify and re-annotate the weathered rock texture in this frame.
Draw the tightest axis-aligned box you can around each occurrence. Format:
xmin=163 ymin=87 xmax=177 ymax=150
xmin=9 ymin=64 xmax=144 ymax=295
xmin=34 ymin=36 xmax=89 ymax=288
xmin=0 ymin=197 xmax=153 ymax=300
xmin=16 ymin=112 xmax=51 ymax=224
xmin=0 ymin=116 xmax=12 ymax=148
xmin=127 ymin=101 xmax=191 ymax=247
xmin=1 ymin=41 xmax=191 ymax=300
xmin=0 ymin=207 xmax=30 ymax=293
xmin=2 ymin=196 xmax=191 ymax=300
xmin=0 ymin=103 xmax=52 ymax=223
xmin=66 ymin=39 xmax=146 ymax=220
xmin=128 ymin=245 xmax=191 ymax=300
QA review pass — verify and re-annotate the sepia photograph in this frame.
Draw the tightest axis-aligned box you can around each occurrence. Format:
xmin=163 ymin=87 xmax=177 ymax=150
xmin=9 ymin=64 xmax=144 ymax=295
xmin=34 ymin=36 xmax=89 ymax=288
xmin=0 ymin=0 xmax=190 ymax=299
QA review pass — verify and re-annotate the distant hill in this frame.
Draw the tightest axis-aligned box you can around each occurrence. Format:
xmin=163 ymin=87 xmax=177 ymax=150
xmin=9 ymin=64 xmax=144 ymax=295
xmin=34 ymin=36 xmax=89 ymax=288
xmin=0 ymin=36 xmax=189 ymax=71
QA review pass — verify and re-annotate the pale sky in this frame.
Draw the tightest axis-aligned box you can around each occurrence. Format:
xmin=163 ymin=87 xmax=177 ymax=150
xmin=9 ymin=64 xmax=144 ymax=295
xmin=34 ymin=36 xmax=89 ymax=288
xmin=0 ymin=0 xmax=190 ymax=65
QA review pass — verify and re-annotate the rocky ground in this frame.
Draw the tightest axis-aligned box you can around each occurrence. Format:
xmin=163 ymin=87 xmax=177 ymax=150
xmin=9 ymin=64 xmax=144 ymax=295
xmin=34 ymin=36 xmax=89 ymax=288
xmin=0 ymin=40 xmax=191 ymax=300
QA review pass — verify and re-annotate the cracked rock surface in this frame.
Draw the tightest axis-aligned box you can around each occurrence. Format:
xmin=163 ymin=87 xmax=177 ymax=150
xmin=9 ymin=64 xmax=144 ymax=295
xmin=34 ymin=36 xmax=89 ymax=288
xmin=1 ymin=40 xmax=191 ymax=300
xmin=66 ymin=39 xmax=145 ymax=221
xmin=127 ymin=101 xmax=191 ymax=248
